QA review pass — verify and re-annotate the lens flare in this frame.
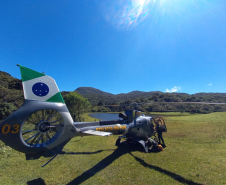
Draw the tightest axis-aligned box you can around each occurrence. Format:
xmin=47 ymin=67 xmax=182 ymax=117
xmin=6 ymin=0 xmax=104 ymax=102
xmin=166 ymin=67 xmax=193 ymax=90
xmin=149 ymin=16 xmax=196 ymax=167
xmin=102 ymin=0 xmax=151 ymax=29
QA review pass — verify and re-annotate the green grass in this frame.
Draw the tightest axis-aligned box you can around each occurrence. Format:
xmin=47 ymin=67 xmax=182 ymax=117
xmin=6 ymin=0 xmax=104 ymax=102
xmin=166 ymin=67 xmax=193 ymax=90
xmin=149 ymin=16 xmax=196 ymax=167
xmin=1 ymin=112 xmax=226 ymax=184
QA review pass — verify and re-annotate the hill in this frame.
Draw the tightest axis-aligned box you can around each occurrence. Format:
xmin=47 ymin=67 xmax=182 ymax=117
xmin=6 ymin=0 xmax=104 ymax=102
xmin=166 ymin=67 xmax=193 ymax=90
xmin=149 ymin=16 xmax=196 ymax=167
xmin=75 ymin=87 xmax=113 ymax=96
xmin=115 ymin=90 xmax=163 ymax=101
xmin=74 ymin=87 xmax=164 ymax=105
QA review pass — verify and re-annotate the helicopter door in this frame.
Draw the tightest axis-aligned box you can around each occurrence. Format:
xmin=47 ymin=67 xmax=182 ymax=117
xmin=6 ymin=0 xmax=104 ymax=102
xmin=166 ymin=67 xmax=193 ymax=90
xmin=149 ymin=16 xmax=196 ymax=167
xmin=146 ymin=118 xmax=155 ymax=136
xmin=153 ymin=117 xmax=167 ymax=132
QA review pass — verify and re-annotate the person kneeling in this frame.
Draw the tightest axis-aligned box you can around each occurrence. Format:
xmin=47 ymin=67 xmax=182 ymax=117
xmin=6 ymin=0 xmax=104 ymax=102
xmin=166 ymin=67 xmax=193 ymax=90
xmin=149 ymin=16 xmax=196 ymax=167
xmin=145 ymin=136 xmax=163 ymax=152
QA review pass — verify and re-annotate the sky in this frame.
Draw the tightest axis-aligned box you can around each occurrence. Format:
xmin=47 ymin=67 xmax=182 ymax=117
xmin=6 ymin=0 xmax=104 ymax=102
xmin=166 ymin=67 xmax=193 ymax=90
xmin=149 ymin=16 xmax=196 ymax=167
xmin=1 ymin=0 xmax=226 ymax=95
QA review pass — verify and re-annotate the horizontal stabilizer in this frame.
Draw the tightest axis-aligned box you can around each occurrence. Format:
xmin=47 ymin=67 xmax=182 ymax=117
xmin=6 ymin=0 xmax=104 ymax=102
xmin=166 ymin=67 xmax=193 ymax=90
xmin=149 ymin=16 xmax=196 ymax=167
xmin=82 ymin=130 xmax=112 ymax=136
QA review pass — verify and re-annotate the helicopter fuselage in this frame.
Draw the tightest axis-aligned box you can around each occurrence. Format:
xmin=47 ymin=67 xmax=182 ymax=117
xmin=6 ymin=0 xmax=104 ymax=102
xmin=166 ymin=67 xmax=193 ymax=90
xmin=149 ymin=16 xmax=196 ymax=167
xmin=73 ymin=114 xmax=155 ymax=139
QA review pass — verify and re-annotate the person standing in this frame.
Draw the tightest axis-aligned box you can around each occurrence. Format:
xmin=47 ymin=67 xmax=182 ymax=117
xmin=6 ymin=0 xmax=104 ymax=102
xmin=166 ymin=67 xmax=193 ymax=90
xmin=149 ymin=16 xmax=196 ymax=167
xmin=155 ymin=121 xmax=166 ymax=147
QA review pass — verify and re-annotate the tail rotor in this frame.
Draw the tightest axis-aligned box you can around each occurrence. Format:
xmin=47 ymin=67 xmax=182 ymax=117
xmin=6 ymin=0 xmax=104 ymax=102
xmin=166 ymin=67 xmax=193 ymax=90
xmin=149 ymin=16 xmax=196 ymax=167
xmin=21 ymin=109 xmax=64 ymax=148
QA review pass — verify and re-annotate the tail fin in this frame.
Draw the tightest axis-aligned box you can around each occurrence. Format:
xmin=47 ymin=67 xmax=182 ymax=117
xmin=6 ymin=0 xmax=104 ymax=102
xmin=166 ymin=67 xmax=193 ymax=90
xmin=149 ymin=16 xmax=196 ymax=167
xmin=17 ymin=64 xmax=65 ymax=103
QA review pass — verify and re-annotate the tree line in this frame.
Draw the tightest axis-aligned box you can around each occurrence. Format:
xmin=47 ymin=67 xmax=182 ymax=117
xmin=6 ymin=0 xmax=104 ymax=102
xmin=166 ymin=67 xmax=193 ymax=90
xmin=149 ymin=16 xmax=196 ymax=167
xmin=100 ymin=93 xmax=226 ymax=114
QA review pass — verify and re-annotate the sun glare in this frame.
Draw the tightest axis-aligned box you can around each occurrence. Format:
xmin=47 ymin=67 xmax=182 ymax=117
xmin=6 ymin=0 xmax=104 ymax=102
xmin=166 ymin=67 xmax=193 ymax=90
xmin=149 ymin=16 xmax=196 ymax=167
xmin=102 ymin=0 xmax=221 ymax=30
xmin=102 ymin=0 xmax=152 ymax=29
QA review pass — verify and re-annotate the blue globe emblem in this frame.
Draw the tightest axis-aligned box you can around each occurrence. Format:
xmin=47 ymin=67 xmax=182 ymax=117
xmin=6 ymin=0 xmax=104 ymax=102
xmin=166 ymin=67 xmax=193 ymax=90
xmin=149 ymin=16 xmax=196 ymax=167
xmin=32 ymin=82 xmax=49 ymax=97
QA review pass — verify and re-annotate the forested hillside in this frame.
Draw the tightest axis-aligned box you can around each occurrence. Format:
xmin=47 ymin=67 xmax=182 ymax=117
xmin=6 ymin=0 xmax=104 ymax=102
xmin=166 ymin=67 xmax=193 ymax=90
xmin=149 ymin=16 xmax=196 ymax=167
xmin=139 ymin=93 xmax=226 ymax=114
xmin=73 ymin=88 xmax=163 ymax=106
xmin=0 ymin=71 xmax=24 ymax=121
xmin=1 ymin=71 xmax=226 ymax=121
xmin=64 ymin=87 xmax=226 ymax=114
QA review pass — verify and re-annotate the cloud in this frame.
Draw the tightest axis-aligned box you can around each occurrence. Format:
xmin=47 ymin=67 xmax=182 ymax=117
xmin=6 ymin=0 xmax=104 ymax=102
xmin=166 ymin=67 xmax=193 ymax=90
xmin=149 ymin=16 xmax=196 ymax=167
xmin=165 ymin=86 xmax=182 ymax=93
xmin=208 ymin=84 xmax=212 ymax=86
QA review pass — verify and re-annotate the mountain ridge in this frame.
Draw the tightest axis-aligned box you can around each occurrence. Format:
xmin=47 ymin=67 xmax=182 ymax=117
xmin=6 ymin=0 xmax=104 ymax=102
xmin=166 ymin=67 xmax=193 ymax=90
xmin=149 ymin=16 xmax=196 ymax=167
xmin=74 ymin=87 xmax=164 ymax=96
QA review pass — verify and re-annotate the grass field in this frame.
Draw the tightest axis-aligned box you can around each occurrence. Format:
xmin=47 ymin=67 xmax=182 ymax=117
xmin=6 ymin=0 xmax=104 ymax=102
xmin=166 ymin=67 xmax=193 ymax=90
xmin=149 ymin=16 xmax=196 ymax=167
xmin=0 ymin=112 xmax=226 ymax=185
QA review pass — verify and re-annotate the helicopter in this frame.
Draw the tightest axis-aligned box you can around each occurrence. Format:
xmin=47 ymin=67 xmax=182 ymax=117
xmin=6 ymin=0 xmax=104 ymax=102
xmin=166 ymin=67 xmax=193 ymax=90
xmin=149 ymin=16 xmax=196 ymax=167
xmin=0 ymin=65 xmax=225 ymax=166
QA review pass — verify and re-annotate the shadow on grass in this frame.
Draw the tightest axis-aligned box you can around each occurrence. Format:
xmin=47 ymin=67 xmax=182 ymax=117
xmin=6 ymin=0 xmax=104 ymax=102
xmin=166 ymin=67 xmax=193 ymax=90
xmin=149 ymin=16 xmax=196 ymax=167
xmin=27 ymin=178 xmax=46 ymax=185
xmin=66 ymin=143 xmax=202 ymax=185
xmin=129 ymin=152 xmax=203 ymax=185
xmin=59 ymin=149 xmax=114 ymax=155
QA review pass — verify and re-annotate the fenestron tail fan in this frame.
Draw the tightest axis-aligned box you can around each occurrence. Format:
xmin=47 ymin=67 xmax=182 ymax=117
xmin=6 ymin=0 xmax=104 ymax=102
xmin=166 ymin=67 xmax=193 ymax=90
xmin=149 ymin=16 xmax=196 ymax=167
xmin=0 ymin=65 xmax=76 ymax=161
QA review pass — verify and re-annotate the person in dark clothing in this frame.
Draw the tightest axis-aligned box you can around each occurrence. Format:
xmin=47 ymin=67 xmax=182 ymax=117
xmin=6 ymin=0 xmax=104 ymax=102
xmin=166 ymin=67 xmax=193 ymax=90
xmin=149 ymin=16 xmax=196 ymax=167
xmin=155 ymin=121 xmax=166 ymax=147
xmin=145 ymin=136 xmax=163 ymax=152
